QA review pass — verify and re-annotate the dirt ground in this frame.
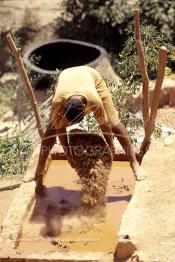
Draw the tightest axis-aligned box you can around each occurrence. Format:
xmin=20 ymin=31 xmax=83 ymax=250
xmin=117 ymin=135 xmax=175 ymax=262
xmin=138 ymin=137 xmax=175 ymax=261
xmin=0 ymin=0 xmax=136 ymax=31
xmin=0 ymin=0 xmax=63 ymax=30
xmin=0 ymin=188 xmax=18 ymax=228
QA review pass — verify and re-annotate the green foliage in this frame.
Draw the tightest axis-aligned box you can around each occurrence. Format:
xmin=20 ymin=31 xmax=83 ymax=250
xmin=0 ymin=32 xmax=47 ymax=123
xmin=79 ymin=113 xmax=101 ymax=134
xmin=0 ymin=78 xmax=33 ymax=123
xmin=0 ymin=134 xmax=32 ymax=176
xmin=108 ymin=80 xmax=144 ymax=144
xmin=0 ymin=31 xmax=33 ymax=121
xmin=77 ymin=26 xmax=171 ymax=144
xmin=57 ymin=0 xmax=175 ymax=61
xmin=118 ymin=25 xmax=175 ymax=91
xmin=113 ymin=25 xmax=168 ymax=142
xmin=0 ymin=29 xmax=21 ymax=76
xmin=45 ymin=69 xmax=62 ymax=98
xmin=0 ymin=82 xmax=15 ymax=109
xmin=0 ymin=32 xmax=37 ymax=177
xmin=138 ymin=0 xmax=175 ymax=43
xmin=56 ymin=0 xmax=133 ymax=52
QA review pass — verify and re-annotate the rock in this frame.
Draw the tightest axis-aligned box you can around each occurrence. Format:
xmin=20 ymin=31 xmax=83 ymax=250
xmin=157 ymin=108 xmax=175 ymax=131
xmin=0 ymin=73 xmax=17 ymax=84
xmin=163 ymin=134 xmax=175 ymax=146
xmin=115 ymin=239 xmax=137 ymax=259
xmin=0 ymin=126 xmax=10 ymax=134
xmin=3 ymin=109 xmax=14 ymax=122
xmin=0 ymin=121 xmax=13 ymax=134
xmin=134 ymin=78 xmax=175 ymax=112
xmin=23 ymin=145 xmax=41 ymax=182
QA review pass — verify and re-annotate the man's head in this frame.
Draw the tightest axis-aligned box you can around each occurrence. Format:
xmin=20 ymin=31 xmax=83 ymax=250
xmin=64 ymin=96 xmax=86 ymax=124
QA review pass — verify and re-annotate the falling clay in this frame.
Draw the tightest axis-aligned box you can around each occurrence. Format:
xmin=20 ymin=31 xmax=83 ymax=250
xmin=68 ymin=129 xmax=112 ymax=217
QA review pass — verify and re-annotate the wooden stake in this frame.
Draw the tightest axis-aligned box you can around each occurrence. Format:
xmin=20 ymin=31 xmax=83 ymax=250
xmin=134 ymin=9 xmax=149 ymax=132
xmin=140 ymin=46 xmax=167 ymax=156
xmin=5 ymin=34 xmax=44 ymax=138
xmin=133 ymin=10 xmax=167 ymax=163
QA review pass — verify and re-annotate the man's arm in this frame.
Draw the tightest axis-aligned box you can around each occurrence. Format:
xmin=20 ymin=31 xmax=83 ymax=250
xmin=35 ymin=123 xmax=57 ymax=195
xmin=99 ymin=124 xmax=115 ymax=155
xmin=88 ymin=67 xmax=139 ymax=176
xmin=111 ymin=122 xmax=139 ymax=176
xmin=92 ymin=103 xmax=115 ymax=155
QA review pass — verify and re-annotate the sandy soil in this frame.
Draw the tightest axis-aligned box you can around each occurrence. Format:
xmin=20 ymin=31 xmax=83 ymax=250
xmin=0 ymin=0 xmax=136 ymax=31
xmin=0 ymin=188 xmax=18 ymax=228
xmin=0 ymin=0 xmax=63 ymax=30
xmin=157 ymin=107 xmax=175 ymax=130
xmin=137 ymin=138 xmax=175 ymax=261
xmin=116 ymin=136 xmax=175 ymax=261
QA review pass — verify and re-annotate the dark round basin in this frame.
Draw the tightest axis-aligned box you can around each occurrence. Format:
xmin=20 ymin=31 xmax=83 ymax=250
xmin=23 ymin=39 xmax=107 ymax=75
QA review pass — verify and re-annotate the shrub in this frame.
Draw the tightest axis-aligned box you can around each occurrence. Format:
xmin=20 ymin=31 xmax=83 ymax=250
xmin=0 ymin=32 xmax=47 ymax=123
xmin=138 ymin=0 xmax=175 ymax=43
xmin=56 ymin=0 xmax=175 ymax=72
xmin=112 ymin=25 xmax=175 ymax=142
xmin=118 ymin=25 xmax=175 ymax=88
xmin=80 ymin=25 xmax=173 ymax=144
xmin=0 ymin=134 xmax=32 ymax=176
xmin=56 ymin=0 xmax=133 ymax=53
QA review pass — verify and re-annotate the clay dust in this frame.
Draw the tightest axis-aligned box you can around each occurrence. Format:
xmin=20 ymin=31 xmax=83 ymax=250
xmin=69 ymin=131 xmax=112 ymax=217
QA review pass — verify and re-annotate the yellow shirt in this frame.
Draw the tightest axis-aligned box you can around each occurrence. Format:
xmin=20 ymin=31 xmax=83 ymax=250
xmin=50 ymin=66 xmax=119 ymax=131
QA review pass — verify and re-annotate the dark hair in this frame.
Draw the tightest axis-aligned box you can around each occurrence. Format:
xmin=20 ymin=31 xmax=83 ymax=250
xmin=64 ymin=97 xmax=85 ymax=123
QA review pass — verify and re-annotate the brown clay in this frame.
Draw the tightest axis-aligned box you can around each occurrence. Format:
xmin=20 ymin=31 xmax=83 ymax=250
xmin=69 ymin=130 xmax=112 ymax=216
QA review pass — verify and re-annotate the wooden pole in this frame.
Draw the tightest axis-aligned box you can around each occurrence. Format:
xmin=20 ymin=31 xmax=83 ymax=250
xmin=5 ymin=34 xmax=44 ymax=138
xmin=134 ymin=9 xmax=149 ymax=133
xmin=140 ymin=46 xmax=167 ymax=157
xmin=133 ymin=10 xmax=167 ymax=163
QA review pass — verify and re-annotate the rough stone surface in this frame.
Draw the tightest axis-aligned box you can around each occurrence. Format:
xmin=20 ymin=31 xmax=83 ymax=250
xmin=0 ymin=189 xmax=18 ymax=229
xmin=0 ymin=250 xmax=113 ymax=261
xmin=0 ymin=182 xmax=35 ymax=242
xmin=163 ymin=134 xmax=175 ymax=146
xmin=157 ymin=107 xmax=175 ymax=130
xmin=22 ymin=145 xmax=41 ymax=183
xmin=116 ymin=140 xmax=175 ymax=262
xmin=134 ymin=78 xmax=175 ymax=112
xmin=95 ymin=56 xmax=121 ymax=84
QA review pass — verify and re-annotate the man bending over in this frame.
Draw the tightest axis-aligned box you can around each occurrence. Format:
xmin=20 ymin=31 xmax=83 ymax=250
xmin=35 ymin=66 xmax=140 ymax=195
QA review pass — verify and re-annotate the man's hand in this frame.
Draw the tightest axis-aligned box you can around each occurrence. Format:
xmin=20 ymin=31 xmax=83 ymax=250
xmin=139 ymin=140 xmax=151 ymax=164
xmin=130 ymin=160 xmax=146 ymax=181
xmin=109 ymin=143 xmax=115 ymax=159
xmin=34 ymin=124 xmax=56 ymax=197
xmin=35 ymin=175 xmax=46 ymax=197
